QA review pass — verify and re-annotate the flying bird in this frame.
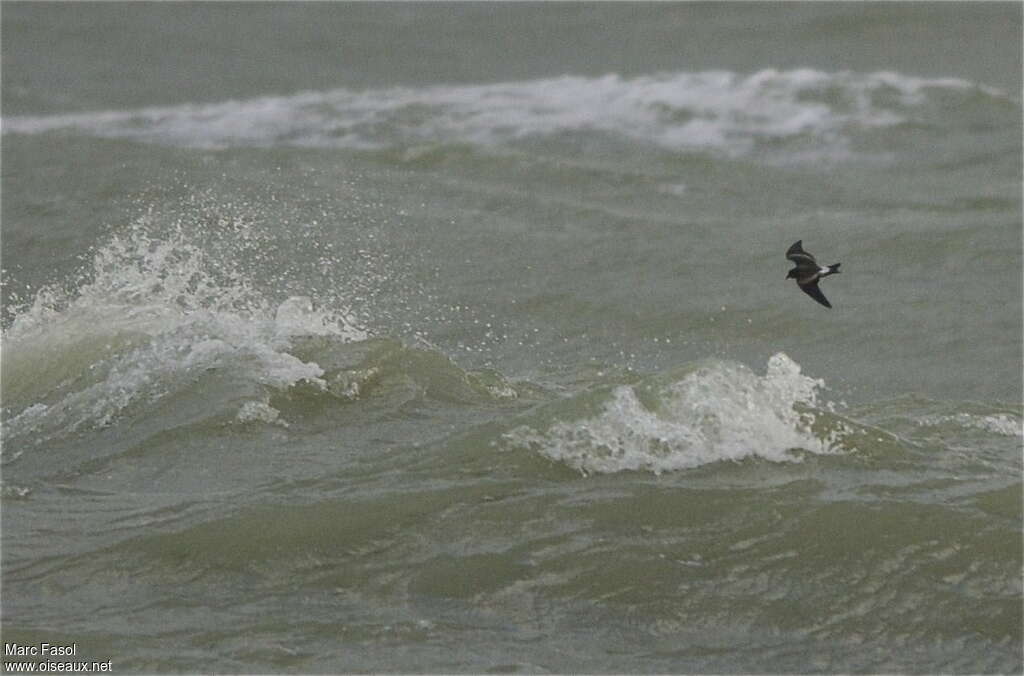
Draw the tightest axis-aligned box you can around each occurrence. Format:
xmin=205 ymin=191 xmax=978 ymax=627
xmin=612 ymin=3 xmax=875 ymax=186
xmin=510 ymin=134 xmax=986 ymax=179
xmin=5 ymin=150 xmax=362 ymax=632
xmin=786 ymin=240 xmax=841 ymax=308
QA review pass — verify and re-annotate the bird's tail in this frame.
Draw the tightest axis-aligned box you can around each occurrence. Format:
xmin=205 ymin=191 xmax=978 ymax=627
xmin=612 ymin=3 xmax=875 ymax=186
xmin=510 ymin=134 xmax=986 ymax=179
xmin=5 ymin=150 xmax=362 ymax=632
xmin=826 ymin=263 xmax=841 ymax=275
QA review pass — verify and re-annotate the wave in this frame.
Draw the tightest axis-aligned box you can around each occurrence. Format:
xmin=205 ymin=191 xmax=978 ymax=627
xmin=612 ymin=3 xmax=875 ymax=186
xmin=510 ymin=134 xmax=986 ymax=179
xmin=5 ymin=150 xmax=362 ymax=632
xmin=3 ymin=69 xmax=1011 ymax=162
xmin=502 ymin=352 xmax=851 ymax=475
xmin=3 ymin=201 xmax=846 ymax=473
xmin=4 ymin=199 xmax=1017 ymax=474
xmin=0 ymin=204 xmax=369 ymax=456
xmin=499 ymin=357 xmax=1022 ymax=477
xmin=0 ymin=204 xmax=533 ymax=460
xmin=915 ymin=411 xmax=1021 ymax=437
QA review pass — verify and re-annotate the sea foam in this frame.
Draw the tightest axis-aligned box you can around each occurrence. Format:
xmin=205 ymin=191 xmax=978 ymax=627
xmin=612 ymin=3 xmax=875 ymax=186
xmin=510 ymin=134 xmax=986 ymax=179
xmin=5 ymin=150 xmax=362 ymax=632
xmin=1 ymin=203 xmax=367 ymax=450
xmin=3 ymin=69 xmax=1008 ymax=161
xmin=504 ymin=353 xmax=846 ymax=474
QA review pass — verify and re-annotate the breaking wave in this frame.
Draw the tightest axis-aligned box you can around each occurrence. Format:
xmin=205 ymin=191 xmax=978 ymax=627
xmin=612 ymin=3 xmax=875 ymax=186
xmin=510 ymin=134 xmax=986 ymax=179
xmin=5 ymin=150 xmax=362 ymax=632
xmin=0 ymin=203 xmax=369 ymax=454
xmin=504 ymin=352 xmax=849 ymax=474
xmin=3 ymin=69 xmax=1010 ymax=162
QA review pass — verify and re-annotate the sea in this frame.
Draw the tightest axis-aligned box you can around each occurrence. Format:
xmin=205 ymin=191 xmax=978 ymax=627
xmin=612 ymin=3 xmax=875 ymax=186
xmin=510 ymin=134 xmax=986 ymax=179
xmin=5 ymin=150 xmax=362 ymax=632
xmin=1 ymin=3 xmax=1021 ymax=674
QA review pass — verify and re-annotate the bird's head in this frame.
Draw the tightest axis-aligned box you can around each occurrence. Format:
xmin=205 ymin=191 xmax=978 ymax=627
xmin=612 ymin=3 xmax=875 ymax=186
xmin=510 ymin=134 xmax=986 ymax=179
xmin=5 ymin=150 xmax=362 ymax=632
xmin=785 ymin=269 xmax=797 ymax=280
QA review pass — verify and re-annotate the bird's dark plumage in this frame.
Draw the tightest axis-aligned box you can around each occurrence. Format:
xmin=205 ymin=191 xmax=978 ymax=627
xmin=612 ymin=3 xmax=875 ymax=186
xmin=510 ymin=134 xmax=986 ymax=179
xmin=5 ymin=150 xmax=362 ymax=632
xmin=785 ymin=240 xmax=840 ymax=308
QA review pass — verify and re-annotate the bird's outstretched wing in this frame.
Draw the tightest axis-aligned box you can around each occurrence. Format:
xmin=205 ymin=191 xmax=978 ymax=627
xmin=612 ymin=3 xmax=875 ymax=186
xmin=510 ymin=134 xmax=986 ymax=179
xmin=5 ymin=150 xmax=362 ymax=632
xmin=799 ymin=280 xmax=832 ymax=308
xmin=786 ymin=240 xmax=818 ymax=266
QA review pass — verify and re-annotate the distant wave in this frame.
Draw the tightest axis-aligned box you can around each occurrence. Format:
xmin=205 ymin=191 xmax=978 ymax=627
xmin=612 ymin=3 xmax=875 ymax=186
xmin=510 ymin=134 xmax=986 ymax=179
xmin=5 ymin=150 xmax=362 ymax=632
xmin=3 ymin=69 xmax=1011 ymax=161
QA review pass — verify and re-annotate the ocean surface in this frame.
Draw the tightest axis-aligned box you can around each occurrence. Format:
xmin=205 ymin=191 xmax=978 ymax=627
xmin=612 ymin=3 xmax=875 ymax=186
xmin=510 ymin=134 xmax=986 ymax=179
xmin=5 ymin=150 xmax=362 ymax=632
xmin=2 ymin=4 xmax=1022 ymax=674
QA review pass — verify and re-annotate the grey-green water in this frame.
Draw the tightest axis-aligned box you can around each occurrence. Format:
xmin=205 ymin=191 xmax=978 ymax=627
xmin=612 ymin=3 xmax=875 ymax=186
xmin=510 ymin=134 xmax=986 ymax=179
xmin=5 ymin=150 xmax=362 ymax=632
xmin=2 ymin=4 xmax=1021 ymax=673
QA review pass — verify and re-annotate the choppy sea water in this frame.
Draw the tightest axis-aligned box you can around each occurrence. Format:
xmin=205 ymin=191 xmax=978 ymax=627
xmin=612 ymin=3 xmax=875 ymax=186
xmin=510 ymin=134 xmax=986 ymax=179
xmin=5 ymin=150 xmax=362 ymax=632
xmin=2 ymin=4 xmax=1021 ymax=674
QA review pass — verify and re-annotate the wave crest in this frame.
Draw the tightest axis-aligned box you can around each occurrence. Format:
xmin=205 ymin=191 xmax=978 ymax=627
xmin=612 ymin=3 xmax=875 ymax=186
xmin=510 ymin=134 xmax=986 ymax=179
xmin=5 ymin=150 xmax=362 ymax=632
xmin=4 ymin=69 xmax=1010 ymax=162
xmin=504 ymin=353 xmax=846 ymax=474
xmin=1 ymin=204 xmax=367 ymax=452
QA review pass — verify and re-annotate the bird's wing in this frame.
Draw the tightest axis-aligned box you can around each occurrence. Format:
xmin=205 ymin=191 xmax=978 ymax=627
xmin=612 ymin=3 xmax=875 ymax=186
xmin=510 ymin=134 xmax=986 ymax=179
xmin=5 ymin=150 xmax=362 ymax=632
xmin=799 ymin=280 xmax=832 ymax=308
xmin=797 ymin=271 xmax=821 ymax=285
xmin=786 ymin=240 xmax=818 ymax=266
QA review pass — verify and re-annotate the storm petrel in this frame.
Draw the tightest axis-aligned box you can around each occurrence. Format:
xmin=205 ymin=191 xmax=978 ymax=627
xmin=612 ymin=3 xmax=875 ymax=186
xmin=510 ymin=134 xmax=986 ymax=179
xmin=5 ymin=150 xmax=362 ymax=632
xmin=786 ymin=240 xmax=841 ymax=308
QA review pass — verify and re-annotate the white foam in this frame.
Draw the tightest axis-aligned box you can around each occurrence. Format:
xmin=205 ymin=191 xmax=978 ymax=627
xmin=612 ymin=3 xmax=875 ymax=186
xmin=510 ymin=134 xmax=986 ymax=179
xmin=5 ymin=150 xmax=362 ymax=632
xmin=1 ymin=209 xmax=366 ymax=447
xmin=974 ymin=415 xmax=1022 ymax=437
xmin=505 ymin=353 xmax=845 ymax=475
xmin=917 ymin=413 xmax=1023 ymax=437
xmin=3 ymin=69 xmax=1007 ymax=160
xmin=236 ymin=400 xmax=289 ymax=428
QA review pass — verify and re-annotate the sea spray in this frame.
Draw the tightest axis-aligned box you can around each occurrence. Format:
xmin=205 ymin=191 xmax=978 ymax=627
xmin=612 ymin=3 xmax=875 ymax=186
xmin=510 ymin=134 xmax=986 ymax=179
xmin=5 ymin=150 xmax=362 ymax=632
xmin=504 ymin=352 xmax=847 ymax=474
xmin=1 ymin=200 xmax=368 ymax=451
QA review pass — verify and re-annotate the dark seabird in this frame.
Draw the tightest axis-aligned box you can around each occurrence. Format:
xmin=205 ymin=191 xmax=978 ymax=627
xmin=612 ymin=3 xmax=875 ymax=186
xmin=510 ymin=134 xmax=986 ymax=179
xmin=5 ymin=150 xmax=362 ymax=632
xmin=786 ymin=240 xmax=840 ymax=308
